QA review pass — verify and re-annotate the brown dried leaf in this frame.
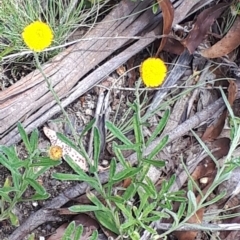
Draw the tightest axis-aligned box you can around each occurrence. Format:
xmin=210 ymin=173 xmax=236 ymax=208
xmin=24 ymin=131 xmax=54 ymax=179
xmin=176 ymin=138 xmax=230 ymax=240
xmin=181 ymin=3 xmax=229 ymax=54
xmin=47 ymin=214 xmax=98 ymax=240
xmin=201 ymin=111 xmax=227 ymax=141
xmin=163 ymin=38 xmax=185 ymax=55
xmin=201 ymin=16 xmax=240 ymax=58
xmin=175 ymin=200 xmax=204 ymax=240
xmin=202 ymin=81 xmax=237 ymax=141
xmin=156 ymin=0 xmax=174 ymax=56
xmin=192 ymin=138 xmax=230 ymax=180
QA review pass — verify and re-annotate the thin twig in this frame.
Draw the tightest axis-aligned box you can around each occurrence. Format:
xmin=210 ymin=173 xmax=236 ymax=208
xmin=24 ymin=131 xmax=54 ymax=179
xmin=154 ymin=223 xmax=240 ymax=231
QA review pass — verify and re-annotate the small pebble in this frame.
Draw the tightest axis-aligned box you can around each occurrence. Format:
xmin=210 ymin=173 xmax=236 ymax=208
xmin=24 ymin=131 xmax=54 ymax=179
xmin=85 ymin=109 xmax=93 ymax=116
xmin=32 ymin=202 xmax=38 ymax=207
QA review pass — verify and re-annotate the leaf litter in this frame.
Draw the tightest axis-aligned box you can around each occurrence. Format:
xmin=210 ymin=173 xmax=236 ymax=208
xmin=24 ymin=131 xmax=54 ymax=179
xmin=3 ymin=0 xmax=240 ymax=239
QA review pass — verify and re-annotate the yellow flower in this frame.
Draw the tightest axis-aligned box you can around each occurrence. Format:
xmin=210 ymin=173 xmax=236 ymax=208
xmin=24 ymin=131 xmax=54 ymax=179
xmin=22 ymin=21 xmax=53 ymax=52
xmin=140 ymin=58 xmax=167 ymax=87
xmin=49 ymin=145 xmax=63 ymax=160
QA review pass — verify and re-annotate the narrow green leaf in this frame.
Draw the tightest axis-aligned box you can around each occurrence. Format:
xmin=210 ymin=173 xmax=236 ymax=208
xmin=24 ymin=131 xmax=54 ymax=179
xmin=152 ymin=3 xmax=158 ymax=14
xmin=122 ymin=183 xmax=135 ymax=201
xmin=0 ymin=190 xmax=12 ymax=202
xmin=148 ymin=135 xmax=168 ymax=159
xmin=112 ymin=167 xmax=141 ymax=182
xmin=64 ymin=155 xmax=88 ymax=177
xmin=52 ymin=173 xmax=94 ymax=183
xmin=106 ymin=121 xmax=133 ymax=146
xmin=0 ymin=186 xmax=15 ymax=194
xmin=79 ymin=118 xmax=96 ymax=139
xmin=27 ymin=233 xmax=35 ymax=240
xmin=187 ymin=190 xmax=197 ymax=212
xmin=138 ymin=182 xmax=155 ymax=200
xmin=95 ymin=210 xmax=119 ymax=234
xmin=151 ymin=211 xmax=170 ymax=219
xmin=56 ymin=133 xmax=82 ymax=155
xmin=9 ymin=211 xmax=19 ymax=226
xmin=177 ymin=202 xmax=187 ymax=219
xmin=24 ymin=178 xmax=46 ymax=195
xmin=53 ymin=171 xmax=100 ymax=192
xmin=0 ymin=146 xmax=19 ymax=163
xmin=93 ymin=127 xmax=100 ymax=170
xmin=108 ymin=159 xmax=116 ymax=196
xmin=87 ymin=191 xmax=105 ymax=210
xmin=12 ymin=160 xmax=30 ymax=169
xmin=0 ymin=155 xmax=21 ymax=177
xmin=115 ymin=202 xmax=133 ymax=218
xmin=130 ymin=231 xmax=141 ymax=240
xmin=89 ymin=230 xmax=98 ymax=240
xmin=136 ymin=190 xmax=149 ymax=216
xmin=146 ymin=109 xmax=169 ymax=146
xmin=113 ymin=142 xmax=128 ymax=168
xmin=17 ymin=122 xmax=31 ymax=153
xmin=133 ymin=113 xmax=142 ymax=145
xmin=144 ymin=215 xmax=161 ymax=222
xmin=69 ymin=205 xmax=103 ymax=212
xmin=143 ymin=158 xmax=165 ymax=168
xmin=21 ymin=193 xmax=50 ymax=201
xmin=62 ymin=221 xmax=75 ymax=240
xmin=121 ymin=219 xmax=138 ymax=229
xmin=29 ymin=129 xmax=39 ymax=152
xmin=30 ymin=158 xmax=61 ymax=167
xmin=142 ymin=202 xmax=157 ymax=217
xmin=202 ymin=191 xmax=226 ymax=207
xmin=73 ymin=224 xmax=83 ymax=240
xmin=108 ymin=196 xmax=125 ymax=204
xmin=109 ymin=158 xmax=116 ymax=180
xmin=145 ymin=176 xmax=157 ymax=199
xmin=115 ymin=143 xmax=141 ymax=151
xmin=140 ymin=222 xmax=157 ymax=234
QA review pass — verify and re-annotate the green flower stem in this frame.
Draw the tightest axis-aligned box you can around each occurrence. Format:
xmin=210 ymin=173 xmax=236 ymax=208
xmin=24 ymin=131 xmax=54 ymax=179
xmin=33 ymin=52 xmax=77 ymax=142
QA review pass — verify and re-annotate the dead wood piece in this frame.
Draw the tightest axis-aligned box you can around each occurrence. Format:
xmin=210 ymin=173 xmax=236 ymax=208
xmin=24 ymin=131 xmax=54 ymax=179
xmin=0 ymin=0 xmax=155 ymax=143
xmin=9 ymin=97 xmax=225 ymax=240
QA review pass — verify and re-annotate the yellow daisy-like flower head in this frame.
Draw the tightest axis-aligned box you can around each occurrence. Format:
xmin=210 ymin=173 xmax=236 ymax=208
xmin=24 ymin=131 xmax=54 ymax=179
xmin=49 ymin=145 xmax=63 ymax=160
xmin=140 ymin=57 xmax=167 ymax=87
xmin=22 ymin=21 xmax=53 ymax=52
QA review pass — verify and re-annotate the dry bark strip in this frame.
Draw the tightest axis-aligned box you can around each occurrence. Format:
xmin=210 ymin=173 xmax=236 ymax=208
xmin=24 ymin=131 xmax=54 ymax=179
xmin=0 ymin=0 xmax=155 ymax=144
xmin=9 ymin=97 xmax=226 ymax=240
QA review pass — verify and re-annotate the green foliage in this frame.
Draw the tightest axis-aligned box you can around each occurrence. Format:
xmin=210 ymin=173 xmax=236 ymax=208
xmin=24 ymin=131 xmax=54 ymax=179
xmin=52 ymin=90 xmax=186 ymax=239
xmin=0 ymin=0 xmax=106 ymax=62
xmin=0 ymin=123 xmax=60 ymax=225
